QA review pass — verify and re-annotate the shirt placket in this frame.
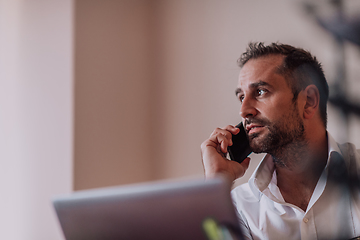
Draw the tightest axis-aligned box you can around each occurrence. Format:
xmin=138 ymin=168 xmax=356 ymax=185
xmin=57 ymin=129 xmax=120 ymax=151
xmin=300 ymin=208 xmax=317 ymax=240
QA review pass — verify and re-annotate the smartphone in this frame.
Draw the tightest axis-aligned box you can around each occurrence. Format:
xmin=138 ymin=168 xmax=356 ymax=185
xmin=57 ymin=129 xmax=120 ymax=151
xmin=227 ymin=122 xmax=252 ymax=163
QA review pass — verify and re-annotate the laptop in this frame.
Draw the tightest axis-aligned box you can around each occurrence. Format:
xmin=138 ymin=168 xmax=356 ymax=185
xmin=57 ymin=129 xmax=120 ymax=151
xmin=52 ymin=175 xmax=244 ymax=240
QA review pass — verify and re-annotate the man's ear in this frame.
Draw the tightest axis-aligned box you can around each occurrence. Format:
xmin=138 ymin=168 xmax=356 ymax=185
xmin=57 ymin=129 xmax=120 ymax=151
xmin=303 ymin=84 xmax=320 ymax=120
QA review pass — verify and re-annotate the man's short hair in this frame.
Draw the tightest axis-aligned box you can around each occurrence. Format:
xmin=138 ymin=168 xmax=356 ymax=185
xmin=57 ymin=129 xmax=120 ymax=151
xmin=238 ymin=42 xmax=329 ymax=127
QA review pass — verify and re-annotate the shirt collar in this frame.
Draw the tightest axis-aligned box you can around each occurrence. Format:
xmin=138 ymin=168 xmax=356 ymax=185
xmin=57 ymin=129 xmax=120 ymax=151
xmin=248 ymin=153 xmax=274 ymax=201
xmin=327 ymin=132 xmax=341 ymax=158
xmin=248 ymin=132 xmax=342 ymax=201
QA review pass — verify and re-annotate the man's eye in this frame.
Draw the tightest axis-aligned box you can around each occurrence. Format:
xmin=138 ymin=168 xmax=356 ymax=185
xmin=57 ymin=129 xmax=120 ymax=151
xmin=239 ymin=95 xmax=245 ymax=102
xmin=256 ymin=89 xmax=267 ymax=96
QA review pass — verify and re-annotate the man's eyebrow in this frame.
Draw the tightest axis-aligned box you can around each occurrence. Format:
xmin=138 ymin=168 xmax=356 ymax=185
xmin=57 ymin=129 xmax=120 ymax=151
xmin=235 ymin=80 xmax=272 ymax=96
xmin=250 ymin=80 xmax=271 ymax=88
xmin=235 ymin=88 xmax=242 ymax=96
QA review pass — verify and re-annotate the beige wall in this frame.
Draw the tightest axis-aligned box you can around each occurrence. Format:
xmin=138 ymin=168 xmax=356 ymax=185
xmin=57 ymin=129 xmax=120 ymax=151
xmin=0 ymin=0 xmax=73 ymax=239
xmin=74 ymin=0 xmax=156 ymax=189
xmin=74 ymin=0 xmax=360 ymax=190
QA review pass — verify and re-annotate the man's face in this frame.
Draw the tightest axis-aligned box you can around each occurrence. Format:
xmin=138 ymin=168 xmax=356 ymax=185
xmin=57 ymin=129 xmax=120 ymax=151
xmin=236 ymin=55 xmax=305 ymax=154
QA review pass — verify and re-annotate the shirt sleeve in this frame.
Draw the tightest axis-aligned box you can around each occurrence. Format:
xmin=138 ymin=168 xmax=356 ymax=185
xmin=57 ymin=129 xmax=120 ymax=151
xmin=231 ymin=191 xmax=253 ymax=240
xmin=235 ymin=209 xmax=253 ymax=240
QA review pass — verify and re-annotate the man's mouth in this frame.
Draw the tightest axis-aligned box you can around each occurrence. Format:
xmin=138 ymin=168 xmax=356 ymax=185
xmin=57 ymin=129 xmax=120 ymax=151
xmin=246 ymin=124 xmax=264 ymax=135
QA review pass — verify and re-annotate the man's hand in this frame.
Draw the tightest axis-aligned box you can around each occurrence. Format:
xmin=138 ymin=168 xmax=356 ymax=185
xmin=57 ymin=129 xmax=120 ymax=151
xmin=201 ymin=125 xmax=251 ymax=182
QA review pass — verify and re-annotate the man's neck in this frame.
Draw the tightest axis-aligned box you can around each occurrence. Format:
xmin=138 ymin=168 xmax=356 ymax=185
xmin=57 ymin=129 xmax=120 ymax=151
xmin=271 ymin=131 xmax=328 ymax=212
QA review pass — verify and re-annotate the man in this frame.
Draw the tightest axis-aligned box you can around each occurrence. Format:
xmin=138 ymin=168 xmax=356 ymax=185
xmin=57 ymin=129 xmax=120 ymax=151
xmin=201 ymin=42 xmax=360 ymax=240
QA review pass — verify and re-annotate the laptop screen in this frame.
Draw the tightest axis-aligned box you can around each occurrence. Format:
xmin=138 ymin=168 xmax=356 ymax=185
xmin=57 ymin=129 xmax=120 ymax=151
xmin=53 ymin=175 xmax=243 ymax=240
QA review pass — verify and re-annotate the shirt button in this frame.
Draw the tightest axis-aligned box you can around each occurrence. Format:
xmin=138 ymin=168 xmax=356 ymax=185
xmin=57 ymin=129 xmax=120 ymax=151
xmin=303 ymin=218 xmax=309 ymax=223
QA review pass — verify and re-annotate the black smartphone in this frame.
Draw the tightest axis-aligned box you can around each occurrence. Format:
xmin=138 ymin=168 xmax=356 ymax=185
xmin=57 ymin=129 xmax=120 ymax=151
xmin=227 ymin=122 xmax=252 ymax=163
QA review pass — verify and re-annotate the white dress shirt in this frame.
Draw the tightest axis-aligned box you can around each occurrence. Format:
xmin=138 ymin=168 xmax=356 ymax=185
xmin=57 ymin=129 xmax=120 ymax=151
xmin=231 ymin=133 xmax=360 ymax=240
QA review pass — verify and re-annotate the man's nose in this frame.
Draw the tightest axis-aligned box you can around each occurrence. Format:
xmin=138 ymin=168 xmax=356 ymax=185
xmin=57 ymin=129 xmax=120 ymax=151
xmin=240 ymin=96 xmax=257 ymax=119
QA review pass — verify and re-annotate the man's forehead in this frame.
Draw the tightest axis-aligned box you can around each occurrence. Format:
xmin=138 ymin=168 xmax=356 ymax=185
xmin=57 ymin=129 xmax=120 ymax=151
xmin=239 ymin=55 xmax=284 ymax=75
xmin=237 ymin=55 xmax=285 ymax=89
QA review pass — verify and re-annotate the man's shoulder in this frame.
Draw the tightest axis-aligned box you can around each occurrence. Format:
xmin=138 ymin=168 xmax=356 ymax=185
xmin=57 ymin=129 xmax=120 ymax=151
xmin=231 ymin=182 xmax=260 ymax=204
xmin=338 ymin=142 xmax=360 ymax=178
xmin=338 ymin=142 xmax=360 ymax=159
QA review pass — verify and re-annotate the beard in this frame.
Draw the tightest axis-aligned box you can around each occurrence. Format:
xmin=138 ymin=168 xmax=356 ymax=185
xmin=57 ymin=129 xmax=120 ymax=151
xmin=245 ymin=101 xmax=305 ymax=157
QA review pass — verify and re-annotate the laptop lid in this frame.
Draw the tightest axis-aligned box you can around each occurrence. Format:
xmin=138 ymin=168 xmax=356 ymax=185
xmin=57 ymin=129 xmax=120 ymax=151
xmin=52 ymin=175 xmax=243 ymax=240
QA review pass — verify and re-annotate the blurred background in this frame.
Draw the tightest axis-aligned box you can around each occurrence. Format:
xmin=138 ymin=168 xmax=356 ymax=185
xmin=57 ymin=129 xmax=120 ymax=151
xmin=1 ymin=0 xmax=360 ymax=239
